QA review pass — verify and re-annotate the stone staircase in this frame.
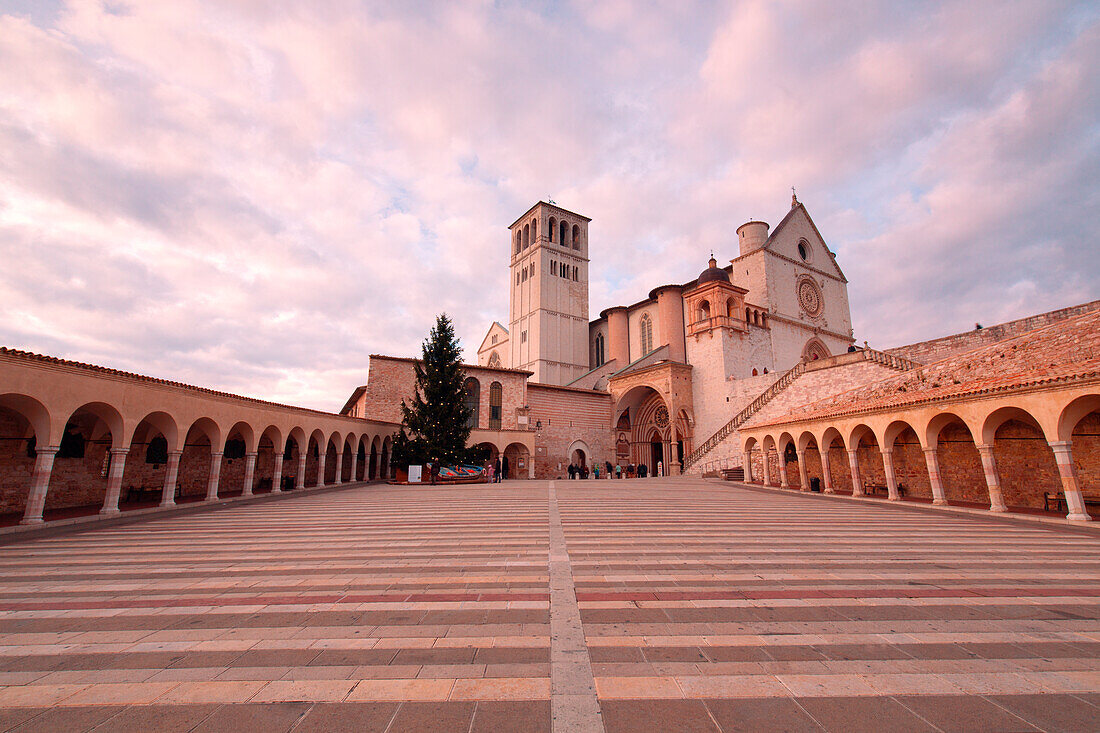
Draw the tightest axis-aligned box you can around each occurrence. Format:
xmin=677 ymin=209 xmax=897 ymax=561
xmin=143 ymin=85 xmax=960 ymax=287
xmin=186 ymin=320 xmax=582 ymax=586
xmin=684 ymin=348 xmax=920 ymax=474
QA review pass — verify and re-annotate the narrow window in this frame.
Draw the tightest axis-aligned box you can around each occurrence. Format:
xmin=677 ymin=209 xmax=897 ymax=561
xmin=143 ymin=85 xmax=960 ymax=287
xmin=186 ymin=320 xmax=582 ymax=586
xmin=549 ymin=217 xmax=556 ymax=242
xmin=595 ymin=333 xmax=605 ymax=367
xmin=463 ymin=377 xmax=480 ymax=429
xmin=560 ymin=220 xmax=568 ymax=246
xmin=640 ymin=313 xmax=653 ymax=356
xmin=572 ymin=224 xmax=580 ymax=249
xmin=489 ymin=382 xmax=503 ymax=430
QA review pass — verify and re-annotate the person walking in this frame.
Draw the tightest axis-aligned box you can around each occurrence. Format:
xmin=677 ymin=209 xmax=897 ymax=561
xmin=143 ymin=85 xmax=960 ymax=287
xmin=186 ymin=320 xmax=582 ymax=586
xmin=486 ymin=461 xmax=494 ymax=483
xmin=568 ymin=463 xmax=576 ymax=480
xmin=593 ymin=464 xmax=600 ymax=480
xmin=606 ymin=461 xmax=613 ymax=479
xmin=615 ymin=463 xmax=622 ymax=480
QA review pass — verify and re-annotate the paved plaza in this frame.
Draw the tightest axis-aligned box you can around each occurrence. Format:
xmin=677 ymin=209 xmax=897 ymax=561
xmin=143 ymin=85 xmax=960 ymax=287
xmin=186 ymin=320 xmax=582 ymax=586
xmin=0 ymin=479 xmax=1097 ymax=732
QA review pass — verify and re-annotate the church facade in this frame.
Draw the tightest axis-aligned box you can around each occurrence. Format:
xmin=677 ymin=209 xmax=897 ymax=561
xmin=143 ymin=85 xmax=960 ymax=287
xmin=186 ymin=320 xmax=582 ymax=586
xmin=467 ymin=194 xmax=856 ymax=476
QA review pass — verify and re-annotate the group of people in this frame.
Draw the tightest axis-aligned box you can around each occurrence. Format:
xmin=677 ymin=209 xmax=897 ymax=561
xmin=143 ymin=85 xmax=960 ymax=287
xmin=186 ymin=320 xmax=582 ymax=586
xmin=567 ymin=461 xmax=663 ymax=479
xmin=484 ymin=456 xmax=509 ymax=483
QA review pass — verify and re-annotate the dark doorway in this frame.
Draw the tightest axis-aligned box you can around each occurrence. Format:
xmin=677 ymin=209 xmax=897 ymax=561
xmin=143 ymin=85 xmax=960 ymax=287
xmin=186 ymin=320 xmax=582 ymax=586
xmin=651 ymin=441 xmax=664 ymax=471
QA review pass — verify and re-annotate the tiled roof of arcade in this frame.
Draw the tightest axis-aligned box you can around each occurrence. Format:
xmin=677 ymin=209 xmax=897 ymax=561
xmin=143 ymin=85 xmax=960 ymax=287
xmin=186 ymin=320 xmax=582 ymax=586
xmin=746 ymin=305 xmax=1100 ymax=427
xmin=0 ymin=347 xmax=392 ymax=422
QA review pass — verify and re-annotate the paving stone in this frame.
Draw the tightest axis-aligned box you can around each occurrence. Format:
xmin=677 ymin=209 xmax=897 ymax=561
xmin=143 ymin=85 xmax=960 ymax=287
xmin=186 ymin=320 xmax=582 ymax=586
xmin=600 ymin=699 xmax=720 ymax=733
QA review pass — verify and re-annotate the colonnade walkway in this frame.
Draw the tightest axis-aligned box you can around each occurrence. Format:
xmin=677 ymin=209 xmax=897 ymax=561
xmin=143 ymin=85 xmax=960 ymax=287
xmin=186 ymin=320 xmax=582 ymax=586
xmin=0 ymin=478 xmax=1097 ymax=731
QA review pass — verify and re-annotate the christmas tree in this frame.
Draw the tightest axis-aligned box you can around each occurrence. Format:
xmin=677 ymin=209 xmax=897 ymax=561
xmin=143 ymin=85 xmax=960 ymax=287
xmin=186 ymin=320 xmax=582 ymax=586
xmin=392 ymin=314 xmax=474 ymax=467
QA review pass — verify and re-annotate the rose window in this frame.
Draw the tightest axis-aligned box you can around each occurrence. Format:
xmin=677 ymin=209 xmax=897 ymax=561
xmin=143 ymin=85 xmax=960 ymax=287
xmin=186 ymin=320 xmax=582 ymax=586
xmin=798 ymin=279 xmax=824 ymax=317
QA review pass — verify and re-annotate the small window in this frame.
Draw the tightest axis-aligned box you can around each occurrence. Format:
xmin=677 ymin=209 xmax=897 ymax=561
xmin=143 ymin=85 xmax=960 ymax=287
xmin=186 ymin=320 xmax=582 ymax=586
xmin=549 ymin=217 xmax=556 ymax=242
xmin=798 ymin=239 xmax=811 ymax=262
xmin=573 ymin=266 xmax=578 ymax=281
xmin=521 ymin=330 xmax=527 ymax=343
xmin=572 ymin=224 xmax=580 ymax=249
xmin=640 ymin=313 xmax=653 ymax=356
xmin=595 ymin=333 xmax=605 ymax=367
xmin=463 ymin=378 xmax=480 ymax=429
xmin=489 ymin=382 xmax=503 ymax=430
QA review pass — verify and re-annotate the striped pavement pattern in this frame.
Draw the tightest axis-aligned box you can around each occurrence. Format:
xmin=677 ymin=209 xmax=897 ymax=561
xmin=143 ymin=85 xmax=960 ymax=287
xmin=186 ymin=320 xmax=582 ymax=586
xmin=0 ymin=478 xmax=1095 ymax=731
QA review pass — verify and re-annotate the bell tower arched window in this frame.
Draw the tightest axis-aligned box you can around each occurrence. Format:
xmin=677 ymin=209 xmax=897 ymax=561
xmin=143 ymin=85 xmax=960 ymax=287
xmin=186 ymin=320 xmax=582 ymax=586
xmin=594 ymin=332 xmax=605 ymax=367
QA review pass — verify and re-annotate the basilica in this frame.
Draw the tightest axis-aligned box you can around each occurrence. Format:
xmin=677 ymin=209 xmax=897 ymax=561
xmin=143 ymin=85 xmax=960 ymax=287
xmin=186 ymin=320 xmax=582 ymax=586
xmin=1 ymin=195 xmax=1098 ymax=527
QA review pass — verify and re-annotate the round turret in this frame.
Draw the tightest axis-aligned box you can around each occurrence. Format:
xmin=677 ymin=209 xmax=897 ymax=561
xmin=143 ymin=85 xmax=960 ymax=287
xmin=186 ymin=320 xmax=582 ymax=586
xmin=737 ymin=220 xmax=769 ymax=255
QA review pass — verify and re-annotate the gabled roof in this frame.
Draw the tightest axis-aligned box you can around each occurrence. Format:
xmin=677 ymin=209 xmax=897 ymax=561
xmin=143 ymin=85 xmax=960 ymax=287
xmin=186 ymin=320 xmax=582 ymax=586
xmin=735 ymin=203 xmax=847 ymax=283
xmin=477 ymin=321 xmax=509 ymax=353
xmin=509 ymin=201 xmax=591 ymax=229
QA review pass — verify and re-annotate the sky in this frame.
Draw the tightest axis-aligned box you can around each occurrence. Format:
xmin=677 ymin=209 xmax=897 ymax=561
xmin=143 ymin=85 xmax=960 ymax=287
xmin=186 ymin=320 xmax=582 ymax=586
xmin=1 ymin=1 xmax=1098 ymax=411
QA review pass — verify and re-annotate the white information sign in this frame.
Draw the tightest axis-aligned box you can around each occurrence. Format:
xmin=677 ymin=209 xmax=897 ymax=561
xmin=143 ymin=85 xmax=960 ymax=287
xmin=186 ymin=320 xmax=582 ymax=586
xmin=407 ymin=465 xmax=422 ymax=483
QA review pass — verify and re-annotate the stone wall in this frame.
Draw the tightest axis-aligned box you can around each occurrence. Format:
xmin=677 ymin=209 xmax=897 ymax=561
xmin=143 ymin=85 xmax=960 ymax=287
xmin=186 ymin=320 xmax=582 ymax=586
xmin=527 ymin=384 xmax=613 ymax=480
xmin=887 ymin=300 xmax=1100 ymax=365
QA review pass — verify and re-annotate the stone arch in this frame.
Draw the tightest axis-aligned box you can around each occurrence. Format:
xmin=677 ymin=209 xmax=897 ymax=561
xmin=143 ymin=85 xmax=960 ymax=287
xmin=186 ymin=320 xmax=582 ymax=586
xmin=324 ymin=431 xmax=342 ymax=484
xmin=488 ymin=351 xmax=502 ymax=368
xmin=698 ymin=300 xmax=711 ymax=322
xmin=179 ymin=417 xmax=222 ymax=501
xmin=503 ymin=441 xmax=529 ymax=479
xmin=288 ymin=426 xmax=309 ymax=489
xmin=568 ymin=439 xmax=592 ymax=472
xmin=354 ymin=434 xmax=368 ymax=481
xmin=882 ymin=418 xmax=931 ymax=500
xmin=307 ymin=428 xmax=326 ymax=486
xmin=548 ymin=216 xmax=556 ymax=242
xmin=847 ymin=423 xmax=883 ymax=497
xmin=922 ymin=412 xmax=984 ymax=506
xmin=381 ymin=435 xmax=392 ymax=480
xmin=0 ymin=394 xmax=53 ymax=520
xmin=572 ymin=223 xmax=580 ymax=249
xmin=341 ymin=434 xmax=357 ymax=482
xmin=1059 ymin=394 xmax=1100 ymax=511
xmin=802 ymin=337 xmax=830 ymax=362
xmin=1057 ymin=394 xmax=1100 ymax=443
xmin=523 ymin=223 xmax=530 ymax=249
xmin=560 ymin=219 xmax=568 ymax=246
xmin=369 ymin=435 xmax=381 ymax=480
xmin=820 ymin=426 xmax=848 ymax=494
xmin=257 ymin=424 xmax=285 ymax=493
xmin=982 ymin=405 xmax=1059 ymax=510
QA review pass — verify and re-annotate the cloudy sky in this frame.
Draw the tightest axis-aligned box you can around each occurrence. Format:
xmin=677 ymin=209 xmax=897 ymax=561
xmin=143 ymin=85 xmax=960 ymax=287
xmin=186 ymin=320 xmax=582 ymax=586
xmin=1 ymin=1 xmax=1097 ymax=411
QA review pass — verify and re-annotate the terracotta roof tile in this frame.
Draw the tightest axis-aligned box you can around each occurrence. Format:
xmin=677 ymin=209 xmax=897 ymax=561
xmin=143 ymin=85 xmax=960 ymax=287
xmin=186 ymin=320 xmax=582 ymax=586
xmin=748 ymin=305 xmax=1100 ymax=427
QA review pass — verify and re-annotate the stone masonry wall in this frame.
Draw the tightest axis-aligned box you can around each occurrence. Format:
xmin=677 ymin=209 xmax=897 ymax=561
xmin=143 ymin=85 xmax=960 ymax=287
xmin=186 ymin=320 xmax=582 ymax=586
xmin=887 ymin=300 xmax=1100 ymax=365
xmin=527 ymin=384 xmax=613 ymax=480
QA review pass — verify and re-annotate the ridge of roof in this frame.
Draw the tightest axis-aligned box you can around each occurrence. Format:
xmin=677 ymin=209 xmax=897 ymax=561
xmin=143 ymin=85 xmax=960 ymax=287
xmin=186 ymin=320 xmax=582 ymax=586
xmin=0 ymin=347 xmax=385 ymax=422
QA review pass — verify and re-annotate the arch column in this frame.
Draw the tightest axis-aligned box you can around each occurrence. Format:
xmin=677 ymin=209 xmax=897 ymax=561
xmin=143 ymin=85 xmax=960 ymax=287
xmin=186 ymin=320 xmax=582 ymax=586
xmin=1048 ymin=441 xmax=1092 ymax=521
xmin=205 ymin=452 xmax=223 ymax=501
xmin=333 ymin=450 xmax=344 ymax=485
xmin=161 ymin=450 xmax=182 ymax=506
xmin=295 ymin=451 xmax=306 ymax=491
xmin=100 ymin=447 xmax=130 ymax=515
xmin=21 ymin=446 xmax=58 ymax=525
xmin=796 ymin=449 xmax=810 ymax=492
xmin=923 ymin=448 xmax=948 ymax=506
xmin=976 ymin=444 xmax=1007 ymax=512
xmin=820 ymin=449 xmax=834 ymax=493
xmin=350 ymin=449 xmax=358 ymax=483
xmin=317 ymin=451 xmax=327 ymax=488
xmin=881 ymin=449 xmax=900 ymax=501
xmin=271 ymin=452 xmax=284 ymax=493
xmin=742 ymin=451 xmax=753 ymax=482
xmin=242 ymin=452 xmax=257 ymax=496
xmin=778 ymin=457 xmax=790 ymax=489
xmin=847 ymin=449 xmax=864 ymax=497
xmin=762 ymin=451 xmax=773 ymax=487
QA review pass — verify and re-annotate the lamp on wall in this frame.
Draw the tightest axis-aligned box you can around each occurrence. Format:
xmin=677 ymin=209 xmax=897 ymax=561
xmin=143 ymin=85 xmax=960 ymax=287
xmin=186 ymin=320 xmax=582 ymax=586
xmin=535 ymin=420 xmax=542 ymax=433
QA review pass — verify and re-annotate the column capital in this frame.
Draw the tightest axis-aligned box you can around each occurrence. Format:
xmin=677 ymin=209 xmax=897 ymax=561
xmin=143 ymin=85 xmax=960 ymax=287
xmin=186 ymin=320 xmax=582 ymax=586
xmin=847 ymin=448 xmax=859 ymax=457
xmin=109 ymin=446 xmax=130 ymax=456
xmin=36 ymin=445 xmax=60 ymax=456
xmin=880 ymin=447 xmax=894 ymax=457
xmin=975 ymin=443 xmax=994 ymax=453
xmin=922 ymin=445 xmax=938 ymax=454
xmin=246 ymin=451 xmax=258 ymax=458
xmin=167 ymin=449 xmax=183 ymax=458
xmin=1047 ymin=440 xmax=1073 ymax=451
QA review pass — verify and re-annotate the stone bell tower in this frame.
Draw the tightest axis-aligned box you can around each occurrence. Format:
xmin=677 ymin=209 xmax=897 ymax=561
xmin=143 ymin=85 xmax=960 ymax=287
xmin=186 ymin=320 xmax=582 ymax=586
xmin=508 ymin=201 xmax=591 ymax=385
